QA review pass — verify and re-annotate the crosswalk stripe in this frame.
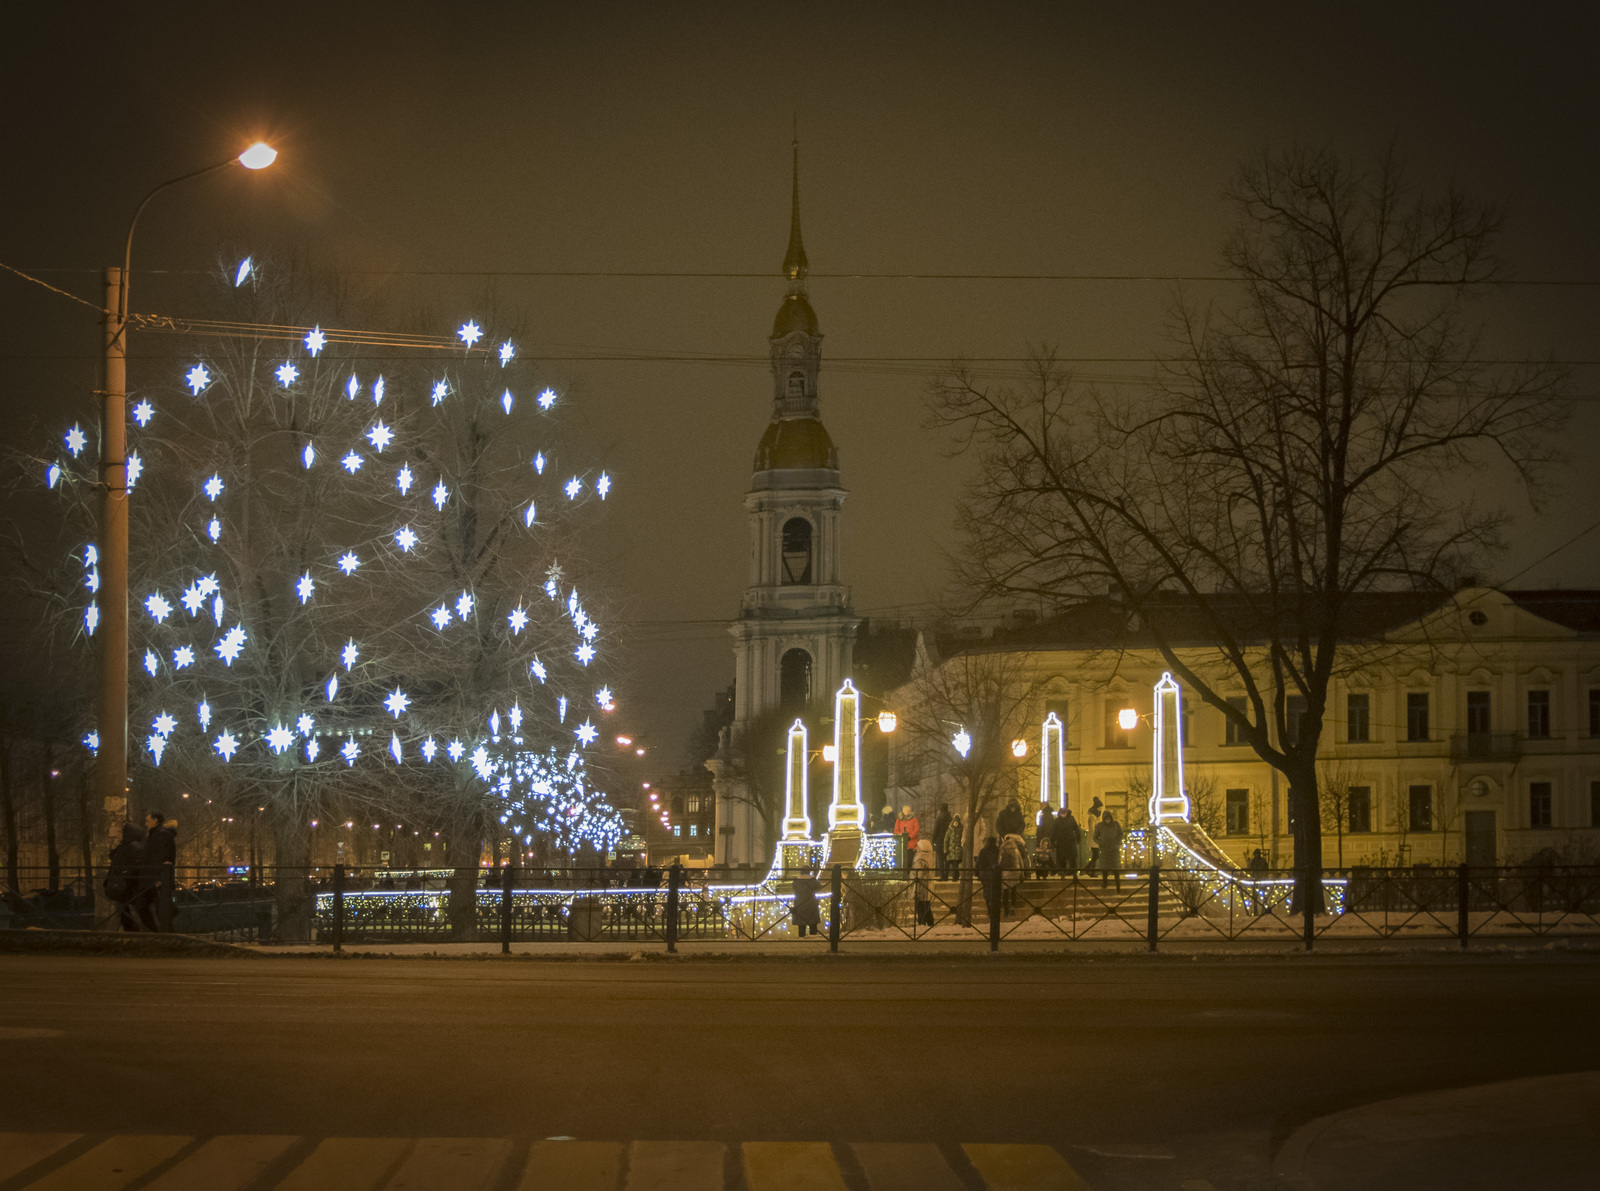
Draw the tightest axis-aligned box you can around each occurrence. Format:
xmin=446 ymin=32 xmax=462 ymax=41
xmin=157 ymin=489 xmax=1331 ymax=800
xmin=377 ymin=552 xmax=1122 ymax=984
xmin=742 ymin=1142 xmax=849 ymax=1191
xmin=271 ymin=1137 xmax=411 ymax=1191
xmin=384 ymin=1137 xmax=513 ymax=1190
xmin=0 ymin=1134 xmax=80 ymax=1185
xmin=141 ymin=1136 xmax=298 ymax=1190
xmin=625 ymin=1140 xmax=724 ymax=1190
xmin=516 ymin=1140 xmax=623 ymax=1190
xmin=963 ymin=1144 xmax=1091 ymax=1191
xmin=18 ymin=1136 xmax=191 ymax=1191
xmin=853 ymin=1142 xmax=967 ymax=1191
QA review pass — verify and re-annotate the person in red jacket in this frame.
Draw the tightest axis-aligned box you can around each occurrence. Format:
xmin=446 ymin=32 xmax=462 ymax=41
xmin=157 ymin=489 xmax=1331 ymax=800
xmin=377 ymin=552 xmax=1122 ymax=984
xmin=893 ymin=805 xmax=920 ymax=866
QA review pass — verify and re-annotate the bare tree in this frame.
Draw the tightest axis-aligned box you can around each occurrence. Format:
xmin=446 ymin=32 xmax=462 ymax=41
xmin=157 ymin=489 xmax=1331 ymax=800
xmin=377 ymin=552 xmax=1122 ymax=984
xmin=928 ymin=147 xmax=1565 ymax=913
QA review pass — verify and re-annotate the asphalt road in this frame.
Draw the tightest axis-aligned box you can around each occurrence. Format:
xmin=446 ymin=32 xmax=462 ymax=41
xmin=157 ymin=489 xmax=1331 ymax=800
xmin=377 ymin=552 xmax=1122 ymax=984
xmin=3 ymin=953 xmax=1598 ymax=1188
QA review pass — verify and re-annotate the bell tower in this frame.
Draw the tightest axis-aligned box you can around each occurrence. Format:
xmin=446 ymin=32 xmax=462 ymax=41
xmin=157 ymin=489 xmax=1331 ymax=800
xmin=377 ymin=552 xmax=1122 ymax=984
xmin=711 ymin=143 xmax=858 ymax=869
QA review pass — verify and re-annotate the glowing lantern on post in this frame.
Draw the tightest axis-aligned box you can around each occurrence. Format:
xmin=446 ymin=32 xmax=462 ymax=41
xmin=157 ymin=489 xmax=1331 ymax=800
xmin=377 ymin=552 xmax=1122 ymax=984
xmin=1117 ymin=707 xmax=1139 ymax=732
xmin=876 ymin=710 xmax=897 ymax=733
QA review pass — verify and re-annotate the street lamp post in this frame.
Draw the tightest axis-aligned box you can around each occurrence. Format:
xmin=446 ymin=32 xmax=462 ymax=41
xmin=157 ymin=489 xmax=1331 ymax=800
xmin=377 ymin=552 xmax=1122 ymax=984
xmin=96 ymin=142 xmax=277 ymax=855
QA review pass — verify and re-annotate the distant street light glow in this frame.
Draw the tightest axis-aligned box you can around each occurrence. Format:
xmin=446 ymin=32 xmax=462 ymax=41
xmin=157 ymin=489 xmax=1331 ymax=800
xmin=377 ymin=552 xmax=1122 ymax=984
xmin=238 ymin=142 xmax=278 ymax=170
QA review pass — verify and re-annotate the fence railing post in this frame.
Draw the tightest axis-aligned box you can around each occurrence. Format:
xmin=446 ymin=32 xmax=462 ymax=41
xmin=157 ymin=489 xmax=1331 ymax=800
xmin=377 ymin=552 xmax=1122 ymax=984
xmin=829 ymin=864 xmax=842 ymax=953
xmin=1457 ymin=862 xmax=1470 ymax=949
xmin=500 ymin=864 xmax=514 ymax=955
xmin=988 ymin=869 xmax=1000 ymax=954
xmin=1303 ymin=869 xmax=1315 ymax=952
xmin=1147 ymin=861 xmax=1160 ymax=952
xmin=665 ymin=863 xmax=681 ymax=954
xmin=332 ymin=864 xmax=345 ymax=954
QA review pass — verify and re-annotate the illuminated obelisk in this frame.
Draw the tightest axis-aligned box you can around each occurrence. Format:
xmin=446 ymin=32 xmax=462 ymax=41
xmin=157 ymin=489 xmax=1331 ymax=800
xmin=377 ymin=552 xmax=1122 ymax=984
xmin=1039 ymin=711 xmax=1066 ymax=810
xmin=826 ymin=679 xmax=865 ymax=866
xmin=1150 ymin=672 xmax=1191 ymax=827
xmin=781 ymin=719 xmax=811 ymax=842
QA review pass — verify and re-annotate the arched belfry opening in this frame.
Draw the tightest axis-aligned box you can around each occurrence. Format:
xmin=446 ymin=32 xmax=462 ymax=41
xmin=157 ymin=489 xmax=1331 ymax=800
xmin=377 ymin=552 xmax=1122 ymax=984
xmin=781 ymin=517 xmax=813 ymax=584
xmin=780 ymin=648 xmax=813 ymax=709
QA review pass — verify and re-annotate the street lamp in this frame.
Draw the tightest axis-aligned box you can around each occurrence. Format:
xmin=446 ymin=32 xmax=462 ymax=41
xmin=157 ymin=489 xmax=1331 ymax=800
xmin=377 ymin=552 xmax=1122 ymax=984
xmin=97 ymin=141 xmax=277 ymax=845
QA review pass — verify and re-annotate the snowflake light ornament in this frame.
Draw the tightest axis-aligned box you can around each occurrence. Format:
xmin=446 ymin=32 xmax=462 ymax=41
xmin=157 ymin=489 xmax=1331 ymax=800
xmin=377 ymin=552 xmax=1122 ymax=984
xmin=508 ymin=607 xmax=528 ymax=633
xmin=341 ymin=640 xmax=359 ymax=670
xmin=186 ymin=364 xmax=211 ymax=394
xmin=509 ymin=702 xmax=523 ymax=732
xmin=389 ymin=733 xmax=403 ymax=763
xmin=212 ymin=594 xmax=224 ymax=622
xmin=84 ymin=731 xmax=100 ymax=754
xmin=302 ymin=443 xmax=316 ymax=468
xmin=215 ymin=625 xmax=247 ymax=665
xmin=153 ymin=712 xmax=177 ymax=738
xmin=430 ymin=604 xmax=451 ymax=630
xmin=501 ymin=390 xmax=514 ymax=415
xmin=337 ymin=552 xmax=360 ymax=575
xmin=396 ymin=464 xmax=413 ymax=494
xmin=296 ymin=573 xmax=314 ymax=604
xmin=499 ymin=341 xmax=515 ymax=366
xmin=384 ymin=688 xmax=410 ymax=718
xmin=341 ymin=452 xmax=363 ymax=474
xmin=455 ymin=591 xmax=473 ymax=618
xmin=431 ymin=482 xmax=449 ymax=510
xmin=296 ymin=713 xmax=314 ymax=737
xmin=576 ymin=643 xmax=595 ymax=665
xmin=373 ymin=376 xmax=385 ymax=406
xmin=207 ymin=518 xmax=221 ymax=542
xmin=366 ymin=421 xmax=393 ymax=452
xmin=431 ymin=380 xmax=448 ymax=406
xmin=341 ymin=738 xmax=360 ymax=766
xmin=305 ymin=738 xmax=320 ymax=763
xmin=214 ymin=730 xmax=238 ymax=762
xmin=145 ymin=593 xmax=172 ymax=622
xmin=458 ymin=320 xmax=483 ymax=347
xmin=446 ymin=739 xmax=465 ymax=762
xmin=203 ymin=473 xmax=224 ymax=501
xmin=538 ymin=388 xmax=556 ymax=410
xmin=565 ymin=477 xmax=582 ymax=499
xmin=126 ymin=453 xmax=143 ymax=488
xmin=132 ymin=401 xmax=155 ymax=427
xmin=173 ymin=646 xmax=194 ymax=669
xmin=65 ymin=426 xmax=87 ymax=456
xmin=84 ymin=604 xmax=99 ymax=635
xmin=394 ymin=526 xmax=417 ymax=552
xmin=85 ymin=568 xmax=100 ymax=593
xmin=575 ymin=720 xmax=599 ymax=746
xmin=276 ymin=362 xmax=299 ymax=387
xmin=143 ymin=650 xmax=159 ymax=676
xmin=198 ymin=701 xmax=212 ymax=729
xmin=530 ymin=658 xmax=547 ymax=683
xmin=305 ymin=326 xmax=326 ymax=356
xmin=595 ymin=687 xmax=613 ymax=707
xmin=346 ymin=375 xmax=361 ymax=401
xmin=266 ymin=725 xmax=293 ymax=755
xmin=196 ymin=574 xmax=219 ymax=597
xmin=471 ymin=746 xmax=493 ymax=779
xmin=421 ymin=737 xmax=438 ymax=762
xmin=147 ymin=735 xmax=165 ymax=765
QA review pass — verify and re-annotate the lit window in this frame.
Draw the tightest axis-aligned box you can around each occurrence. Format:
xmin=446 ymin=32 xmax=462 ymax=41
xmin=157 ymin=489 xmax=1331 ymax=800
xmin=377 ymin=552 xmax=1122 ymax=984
xmin=687 ymin=797 xmax=700 ymax=813
xmin=689 ymin=825 xmax=698 ymax=837
xmin=673 ymin=825 xmax=682 ymax=837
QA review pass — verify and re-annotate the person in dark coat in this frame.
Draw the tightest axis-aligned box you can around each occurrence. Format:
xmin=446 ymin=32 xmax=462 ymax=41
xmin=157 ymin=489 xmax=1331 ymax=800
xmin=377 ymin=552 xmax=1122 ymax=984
xmin=995 ymin=800 xmax=1025 ymax=839
xmin=137 ymin=811 xmax=177 ymax=931
xmin=1052 ymin=810 xmax=1081 ymax=875
xmin=791 ymin=867 xmax=823 ymax=937
xmin=105 ymin=823 xmax=146 ymax=931
xmin=1035 ymin=804 xmax=1057 ymax=872
xmin=976 ymin=836 xmax=1001 ymax=921
xmin=1094 ymin=812 xmax=1124 ymax=891
xmin=931 ymin=804 xmax=953 ymax=880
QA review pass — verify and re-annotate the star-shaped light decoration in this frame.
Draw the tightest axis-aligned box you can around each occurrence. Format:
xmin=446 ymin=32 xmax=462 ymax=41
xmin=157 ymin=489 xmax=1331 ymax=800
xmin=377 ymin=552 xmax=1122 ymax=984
xmin=47 ymin=463 xmax=60 ymax=489
xmin=346 ymin=375 xmax=361 ymax=401
xmin=296 ymin=713 xmax=314 ymax=737
xmin=186 ymin=364 xmax=211 ymax=395
xmin=204 ymin=473 xmax=224 ymax=501
xmin=266 ymin=725 xmax=293 ymax=755
xmin=567 ymin=589 xmax=579 ymax=615
xmin=581 ymin=621 xmax=599 ymax=642
xmin=420 ymin=737 xmax=438 ymax=763
xmin=489 ymin=710 xmax=501 ymax=736
xmin=538 ymin=388 xmax=557 ymax=410
xmin=305 ymin=326 xmax=326 ymax=356
xmin=471 ymin=745 xmax=493 ymax=779
xmin=84 ymin=731 xmax=100 ymax=754
xmin=132 ymin=400 xmax=155 ymax=427
xmin=530 ymin=657 xmax=547 ymax=683
xmin=198 ymin=701 xmax=212 ymax=728
xmin=84 ymin=604 xmax=99 ymax=635
xmin=372 ymin=376 xmax=385 ymax=406
xmin=337 ymin=552 xmax=360 ymax=575
xmin=215 ymin=625 xmax=247 ymax=665
xmin=533 ymin=452 xmax=546 ymax=474
xmin=211 ymin=593 xmax=225 ymax=622
xmin=341 ymin=640 xmax=359 ymax=670
xmin=84 ymin=544 xmax=97 ymax=567
xmin=235 ymin=257 xmax=252 ymax=287
xmin=383 ymin=688 xmax=410 ymax=718
xmin=396 ymin=464 xmax=413 ymax=494
xmin=126 ymin=453 xmax=143 ymax=488
xmin=85 ymin=567 xmax=100 ymax=593
xmin=173 ymin=646 xmax=194 ymax=669
xmin=305 ymin=738 xmax=320 ymax=762
xmin=564 ymin=477 xmax=582 ymax=499
xmin=341 ymin=451 xmax=363 ymax=474
xmin=498 ymin=340 xmax=515 ymax=366
xmin=296 ymin=573 xmax=314 ymax=604
xmin=431 ymin=380 xmax=448 ymax=406
xmin=556 ymin=696 xmax=567 ymax=722
xmin=574 ymin=720 xmax=599 ymax=746
xmin=65 ymin=425 xmax=87 ymax=456
xmin=207 ymin=518 xmax=221 ymax=542
xmin=595 ymin=687 xmax=613 ymax=707
xmin=458 ymin=320 xmax=483 ymax=347
xmin=302 ymin=442 xmax=316 ymax=469
xmin=341 ymin=738 xmax=360 ymax=766
xmin=214 ymin=729 xmax=238 ymax=762
xmin=446 ymin=739 xmax=465 ymax=762
xmin=508 ymin=606 xmax=528 ymax=634
xmin=501 ymin=390 xmax=514 ymax=415
xmin=524 ymin=502 xmax=537 ymax=527
xmin=153 ymin=712 xmax=177 ymax=738
xmin=430 ymin=604 xmax=451 ymax=630
xmin=147 ymin=734 xmax=166 ymax=765
xmin=455 ymin=591 xmax=473 ymax=619
xmin=325 ymin=675 xmax=338 ymax=701
xmin=276 ymin=362 xmax=299 ymax=387
xmin=366 ymin=421 xmax=393 ymax=452
xmin=576 ymin=643 xmax=595 ymax=665
xmin=389 ymin=733 xmax=403 ymax=763
xmin=143 ymin=650 xmax=159 ymax=676
xmin=145 ymin=593 xmax=172 ymax=622
xmin=508 ymin=702 xmax=523 ymax=732
xmin=196 ymin=574 xmax=219 ymax=597
xmin=394 ymin=526 xmax=418 ymax=552
xmin=431 ymin=482 xmax=449 ymax=510
xmin=596 ymin=472 xmax=612 ymax=499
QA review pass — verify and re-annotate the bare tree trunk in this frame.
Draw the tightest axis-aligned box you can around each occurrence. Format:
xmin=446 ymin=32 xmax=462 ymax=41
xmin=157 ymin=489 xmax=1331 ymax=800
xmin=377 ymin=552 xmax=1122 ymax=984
xmin=0 ymin=742 xmax=18 ymax=905
xmin=270 ymin=814 xmax=313 ymax=943
xmin=1289 ymin=778 xmax=1325 ymax=914
xmin=446 ymin=810 xmax=483 ymax=939
xmin=77 ymin=765 xmax=94 ymax=894
xmin=40 ymin=740 xmax=59 ymax=893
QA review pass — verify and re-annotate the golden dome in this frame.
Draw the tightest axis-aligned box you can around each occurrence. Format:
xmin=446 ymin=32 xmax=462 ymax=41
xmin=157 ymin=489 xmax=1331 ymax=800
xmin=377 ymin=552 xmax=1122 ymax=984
xmin=753 ymin=417 xmax=838 ymax=471
xmin=772 ymin=292 xmax=819 ymax=338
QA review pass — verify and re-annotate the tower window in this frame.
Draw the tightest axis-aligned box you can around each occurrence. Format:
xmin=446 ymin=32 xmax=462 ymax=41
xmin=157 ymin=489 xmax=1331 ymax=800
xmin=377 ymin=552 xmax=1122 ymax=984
xmin=780 ymin=648 xmax=812 ymax=709
xmin=781 ymin=517 xmax=813 ymax=584
xmin=787 ymin=370 xmax=805 ymax=400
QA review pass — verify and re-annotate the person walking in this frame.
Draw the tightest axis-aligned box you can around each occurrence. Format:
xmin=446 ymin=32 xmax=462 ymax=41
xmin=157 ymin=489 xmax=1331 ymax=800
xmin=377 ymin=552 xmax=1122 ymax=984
xmin=996 ymin=799 xmax=1025 ymax=839
xmin=791 ymin=867 xmax=822 ymax=937
xmin=1052 ymin=809 xmax=1081 ymax=876
xmin=137 ymin=811 xmax=176 ymax=931
xmin=1085 ymin=797 xmax=1104 ymax=869
xmin=976 ymin=835 xmax=1001 ymax=922
xmin=931 ymin=803 xmax=952 ymax=880
xmin=911 ymin=838 xmax=937 ymax=927
xmin=999 ymin=831 xmax=1028 ymax=913
xmin=105 ymin=823 xmax=146 ymax=931
xmin=1094 ymin=811 xmax=1124 ymax=892
xmin=1248 ymin=847 xmax=1269 ymax=913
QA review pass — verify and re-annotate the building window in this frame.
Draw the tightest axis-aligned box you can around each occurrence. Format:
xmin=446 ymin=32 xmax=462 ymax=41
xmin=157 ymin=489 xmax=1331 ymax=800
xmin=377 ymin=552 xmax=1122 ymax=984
xmin=1346 ymin=693 xmax=1369 ymax=743
xmin=689 ymin=825 xmax=698 ymax=837
xmin=787 ymin=370 xmax=805 ymax=400
xmin=1590 ymin=690 xmax=1599 ymax=738
xmin=779 ymin=648 xmax=812 ymax=709
xmin=1529 ymin=782 xmax=1553 ymax=829
xmin=1285 ymin=695 xmax=1307 ymax=747
xmin=1224 ymin=696 xmax=1248 ymax=746
xmin=1406 ymin=693 xmax=1430 ymax=742
xmin=673 ymin=825 xmax=682 ymax=837
xmin=1103 ymin=698 xmax=1133 ymax=748
xmin=781 ymin=517 xmax=813 ymax=584
xmin=1408 ymin=785 xmax=1433 ymax=832
xmin=1466 ymin=690 xmax=1491 ymax=736
xmin=1348 ymin=786 xmax=1372 ymax=834
xmin=687 ymin=797 xmax=699 ymax=813
xmin=1225 ymin=789 xmax=1250 ymax=835
xmin=1044 ymin=698 xmax=1070 ymax=747
xmin=1527 ymin=690 xmax=1551 ymax=739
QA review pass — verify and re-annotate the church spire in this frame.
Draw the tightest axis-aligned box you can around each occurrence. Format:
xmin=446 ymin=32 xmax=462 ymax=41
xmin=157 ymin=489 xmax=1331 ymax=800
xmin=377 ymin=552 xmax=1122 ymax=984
xmin=782 ymin=138 xmax=808 ymax=286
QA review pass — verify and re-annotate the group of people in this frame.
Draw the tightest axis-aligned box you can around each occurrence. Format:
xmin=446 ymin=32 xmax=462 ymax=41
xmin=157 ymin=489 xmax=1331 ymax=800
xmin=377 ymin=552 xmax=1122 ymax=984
xmin=922 ymin=799 xmax=1126 ymax=879
xmin=104 ymin=811 xmax=178 ymax=931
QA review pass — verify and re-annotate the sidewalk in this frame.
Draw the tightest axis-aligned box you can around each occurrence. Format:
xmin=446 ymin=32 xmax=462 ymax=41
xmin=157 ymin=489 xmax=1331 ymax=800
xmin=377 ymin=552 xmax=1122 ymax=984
xmin=1273 ymin=1070 xmax=1600 ymax=1190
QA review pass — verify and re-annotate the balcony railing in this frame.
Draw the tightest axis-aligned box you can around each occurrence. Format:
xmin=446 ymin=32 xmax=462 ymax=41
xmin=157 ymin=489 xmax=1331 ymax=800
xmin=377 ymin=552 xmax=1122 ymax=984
xmin=1450 ymin=731 xmax=1519 ymax=762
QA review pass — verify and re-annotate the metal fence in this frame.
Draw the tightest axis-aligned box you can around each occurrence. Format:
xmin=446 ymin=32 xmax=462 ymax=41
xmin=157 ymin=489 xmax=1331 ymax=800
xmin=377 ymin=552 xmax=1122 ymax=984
xmin=6 ymin=862 xmax=1598 ymax=951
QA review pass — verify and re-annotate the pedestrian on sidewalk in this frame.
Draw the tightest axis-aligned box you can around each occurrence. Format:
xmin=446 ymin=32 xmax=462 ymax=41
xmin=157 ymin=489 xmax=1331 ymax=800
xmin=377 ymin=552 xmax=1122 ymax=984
xmin=137 ymin=811 xmax=176 ymax=931
xmin=976 ymin=835 xmax=1001 ymax=922
xmin=1095 ymin=811 xmax=1124 ymax=892
xmin=1053 ymin=809 xmax=1081 ymax=875
xmin=999 ymin=832 xmax=1028 ymax=913
xmin=911 ymin=838 xmax=936 ymax=927
xmin=1248 ymin=848 xmax=1269 ymax=912
xmin=996 ymin=799 xmax=1025 ymax=839
xmin=894 ymin=805 xmax=920 ymax=853
xmin=1032 ymin=831 xmax=1055 ymax=878
xmin=1035 ymin=804 xmax=1057 ymax=872
xmin=1085 ymin=797 xmax=1104 ymax=869
xmin=105 ymin=823 xmax=146 ymax=931
xmin=943 ymin=814 xmax=965 ymax=878
xmin=931 ymin=803 xmax=952 ymax=879
xmin=791 ymin=867 xmax=822 ymax=937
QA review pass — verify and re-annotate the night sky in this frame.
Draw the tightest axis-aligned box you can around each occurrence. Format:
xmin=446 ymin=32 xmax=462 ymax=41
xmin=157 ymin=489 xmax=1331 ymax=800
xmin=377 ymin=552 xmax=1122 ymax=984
xmin=4 ymin=3 xmax=1598 ymax=763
